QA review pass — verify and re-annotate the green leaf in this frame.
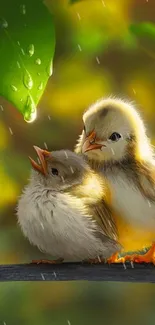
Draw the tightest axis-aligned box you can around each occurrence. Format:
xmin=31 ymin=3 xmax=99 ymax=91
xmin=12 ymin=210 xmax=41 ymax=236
xmin=130 ymin=22 xmax=155 ymax=39
xmin=0 ymin=0 xmax=55 ymax=122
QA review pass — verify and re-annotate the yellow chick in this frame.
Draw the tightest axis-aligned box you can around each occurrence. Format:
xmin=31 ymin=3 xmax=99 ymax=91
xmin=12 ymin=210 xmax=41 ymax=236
xmin=75 ymin=97 xmax=155 ymax=263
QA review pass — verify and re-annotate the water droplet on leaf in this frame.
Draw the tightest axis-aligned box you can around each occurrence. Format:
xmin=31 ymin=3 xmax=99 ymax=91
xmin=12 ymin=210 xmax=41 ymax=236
xmin=11 ymin=85 xmax=17 ymax=92
xmin=20 ymin=4 xmax=26 ymax=15
xmin=23 ymin=71 xmax=33 ymax=90
xmin=38 ymin=82 xmax=43 ymax=90
xmin=17 ymin=41 xmax=20 ymax=46
xmin=0 ymin=18 xmax=8 ymax=28
xmin=46 ymin=61 xmax=53 ymax=77
xmin=35 ymin=58 xmax=41 ymax=65
xmin=24 ymin=95 xmax=37 ymax=123
xmin=27 ymin=44 xmax=34 ymax=57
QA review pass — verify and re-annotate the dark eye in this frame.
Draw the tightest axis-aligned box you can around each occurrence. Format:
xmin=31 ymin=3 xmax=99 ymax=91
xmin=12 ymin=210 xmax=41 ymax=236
xmin=51 ymin=168 xmax=59 ymax=176
xmin=109 ymin=132 xmax=121 ymax=142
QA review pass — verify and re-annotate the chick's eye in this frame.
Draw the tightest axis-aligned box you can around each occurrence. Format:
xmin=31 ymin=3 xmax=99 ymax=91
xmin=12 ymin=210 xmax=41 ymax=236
xmin=109 ymin=132 xmax=121 ymax=142
xmin=51 ymin=168 xmax=59 ymax=176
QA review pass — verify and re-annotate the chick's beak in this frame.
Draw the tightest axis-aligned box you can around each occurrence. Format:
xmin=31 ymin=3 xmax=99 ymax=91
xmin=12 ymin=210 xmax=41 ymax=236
xmin=82 ymin=130 xmax=104 ymax=153
xmin=29 ymin=146 xmax=50 ymax=175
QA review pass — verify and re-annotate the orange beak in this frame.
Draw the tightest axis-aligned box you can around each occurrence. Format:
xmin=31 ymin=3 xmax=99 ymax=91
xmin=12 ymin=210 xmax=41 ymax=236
xmin=29 ymin=146 xmax=50 ymax=175
xmin=82 ymin=130 xmax=104 ymax=153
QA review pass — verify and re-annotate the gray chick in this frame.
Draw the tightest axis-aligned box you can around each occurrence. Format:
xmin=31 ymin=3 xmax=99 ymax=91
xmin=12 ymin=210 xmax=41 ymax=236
xmin=17 ymin=146 xmax=121 ymax=263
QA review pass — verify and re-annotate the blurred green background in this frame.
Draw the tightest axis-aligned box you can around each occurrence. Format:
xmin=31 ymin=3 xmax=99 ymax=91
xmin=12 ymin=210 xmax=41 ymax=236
xmin=1 ymin=0 xmax=155 ymax=324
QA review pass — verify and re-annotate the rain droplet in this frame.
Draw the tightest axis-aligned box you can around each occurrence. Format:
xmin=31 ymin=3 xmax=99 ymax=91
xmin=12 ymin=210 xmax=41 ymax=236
xmin=102 ymin=0 xmax=106 ymax=6
xmin=20 ymin=4 xmax=26 ymax=15
xmin=27 ymin=44 xmax=34 ymax=57
xmin=21 ymin=48 xmax=25 ymax=55
xmin=46 ymin=61 xmax=53 ymax=77
xmin=8 ymin=127 xmax=13 ymax=135
xmin=20 ymin=98 xmax=23 ymax=102
xmin=64 ymin=151 xmax=68 ymax=159
xmin=44 ymin=142 xmax=48 ymax=149
xmin=17 ymin=41 xmax=20 ymax=46
xmin=0 ymin=18 xmax=8 ymax=28
xmin=24 ymin=95 xmax=37 ymax=123
xmin=70 ymin=166 xmax=74 ymax=174
xmin=41 ymin=273 xmax=45 ymax=280
xmin=37 ymin=72 xmax=40 ymax=76
xmin=35 ymin=58 xmax=41 ymax=65
xmin=78 ymin=44 xmax=82 ymax=51
xmin=40 ymin=222 xmax=44 ymax=230
xmin=23 ymin=71 xmax=33 ymax=90
xmin=17 ymin=61 xmax=21 ymax=68
xmin=130 ymin=261 xmax=134 ymax=268
xmin=123 ymin=263 xmax=126 ymax=270
xmin=0 ymin=105 xmax=4 ymax=111
xmin=61 ymin=176 xmax=65 ymax=183
xmin=97 ymin=256 xmax=101 ymax=262
xmin=48 ymin=115 xmax=51 ymax=120
xmin=133 ymin=88 xmax=136 ymax=94
xmin=96 ymin=56 xmax=100 ymax=64
xmin=53 ymin=272 xmax=57 ymax=278
xmin=77 ymin=12 xmax=81 ymax=20
xmin=11 ymin=85 xmax=17 ymax=92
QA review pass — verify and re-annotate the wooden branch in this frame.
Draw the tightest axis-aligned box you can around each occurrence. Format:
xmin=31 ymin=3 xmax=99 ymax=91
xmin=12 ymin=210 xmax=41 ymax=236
xmin=0 ymin=262 xmax=154 ymax=282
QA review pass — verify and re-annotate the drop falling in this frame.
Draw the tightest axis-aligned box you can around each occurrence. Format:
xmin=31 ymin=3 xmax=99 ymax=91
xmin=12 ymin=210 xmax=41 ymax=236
xmin=24 ymin=95 xmax=37 ymax=123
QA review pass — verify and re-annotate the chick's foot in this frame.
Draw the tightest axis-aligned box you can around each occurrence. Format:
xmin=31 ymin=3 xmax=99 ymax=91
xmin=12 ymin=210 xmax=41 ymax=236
xmin=125 ymin=243 xmax=155 ymax=264
xmin=107 ymin=252 xmax=126 ymax=264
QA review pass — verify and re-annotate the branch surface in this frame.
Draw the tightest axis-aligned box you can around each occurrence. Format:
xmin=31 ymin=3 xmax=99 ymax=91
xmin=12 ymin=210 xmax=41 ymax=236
xmin=0 ymin=262 xmax=154 ymax=282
